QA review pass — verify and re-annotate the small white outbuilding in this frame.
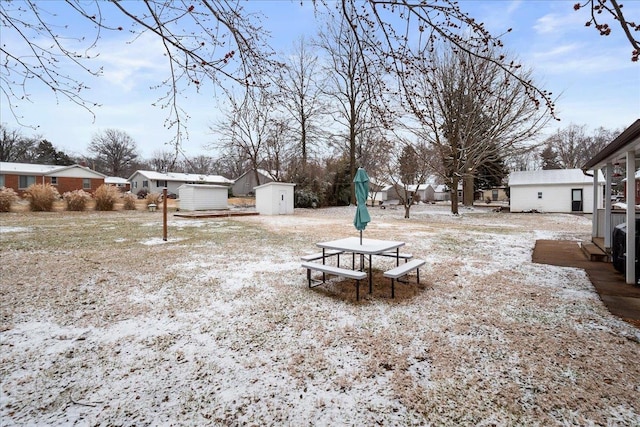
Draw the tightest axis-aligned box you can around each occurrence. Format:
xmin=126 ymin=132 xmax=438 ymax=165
xmin=177 ymin=184 xmax=228 ymax=211
xmin=508 ymin=169 xmax=605 ymax=213
xmin=255 ymin=182 xmax=296 ymax=215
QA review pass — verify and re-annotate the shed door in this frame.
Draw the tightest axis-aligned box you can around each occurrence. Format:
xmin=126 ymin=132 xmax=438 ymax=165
xmin=278 ymin=190 xmax=287 ymax=214
xmin=571 ymin=189 xmax=583 ymax=212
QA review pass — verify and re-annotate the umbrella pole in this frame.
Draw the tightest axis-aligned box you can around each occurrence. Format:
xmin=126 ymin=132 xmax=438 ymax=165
xmin=360 ymin=230 xmax=362 ymax=245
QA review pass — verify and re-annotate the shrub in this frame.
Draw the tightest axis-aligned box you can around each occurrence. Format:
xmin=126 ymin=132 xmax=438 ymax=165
xmin=123 ymin=193 xmax=137 ymax=210
xmin=295 ymin=189 xmax=319 ymax=208
xmin=23 ymin=183 xmax=60 ymax=212
xmin=136 ymin=189 xmax=148 ymax=199
xmin=63 ymin=190 xmax=91 ymax=211
xmin=145 ymin=192 xmax=162 ymax=206
xmin=94 ymin=184 xmax=120 ymax=211
xmin=0 ymin=186 xmax=19 ymax=212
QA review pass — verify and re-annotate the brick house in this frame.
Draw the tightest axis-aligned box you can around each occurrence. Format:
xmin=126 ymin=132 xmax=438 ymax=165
xmin=0 ymin=162 xmax=106 ymax=195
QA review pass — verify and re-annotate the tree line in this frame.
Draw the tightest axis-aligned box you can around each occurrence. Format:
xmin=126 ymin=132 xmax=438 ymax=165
xmin=1 ymin=1 xmax=636 ymax=215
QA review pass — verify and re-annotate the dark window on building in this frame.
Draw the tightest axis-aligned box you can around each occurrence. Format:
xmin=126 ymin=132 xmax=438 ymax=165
xmin=19 ymin=175 xmax=36 ymax=189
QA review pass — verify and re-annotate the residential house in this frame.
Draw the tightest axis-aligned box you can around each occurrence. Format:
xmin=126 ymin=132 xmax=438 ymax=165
xmin=232 ymin=169 xmax=274 ymax=196
xmin=0 ymin=162 xmax=106 ymax=195
xmin=128 ymin=170 xmax=233 ymax=196
xmin=481 ymin=187 xmax=509 ymax=203
xmin=583 ymin=119 xmax=640 ymax=285
xmin=383 ymin=183 xmax=436 ymax=203
xmin=433 ymin=184 xmax=450 ymax=201
xmin=105 ymin=176 xmax=130 ymax=192
xmin=508 ymin=168 xmax=605 ymax=213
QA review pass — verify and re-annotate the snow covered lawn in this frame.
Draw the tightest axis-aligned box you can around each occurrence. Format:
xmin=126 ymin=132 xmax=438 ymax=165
xmin=1 ymin=205 xmax=639 ymax=425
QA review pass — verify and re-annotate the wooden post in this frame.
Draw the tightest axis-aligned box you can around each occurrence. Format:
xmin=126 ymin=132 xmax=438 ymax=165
xmin=163 ymin=188 xmax=167 ymax=241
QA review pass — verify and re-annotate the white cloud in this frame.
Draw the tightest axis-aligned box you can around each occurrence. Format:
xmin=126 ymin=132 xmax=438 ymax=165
xmin=94 ymin=32 xmax=168 ymax=92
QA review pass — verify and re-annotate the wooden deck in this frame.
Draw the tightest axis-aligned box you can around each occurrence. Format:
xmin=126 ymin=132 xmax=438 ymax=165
xmin=173 ymin=210 xmax=259 ymax=218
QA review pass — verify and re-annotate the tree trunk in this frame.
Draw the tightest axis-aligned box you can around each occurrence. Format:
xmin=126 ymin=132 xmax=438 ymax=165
xmin=463 ymin=175 xmax=474 ymax=206
xmin=450 ymin=176 xmax=460 ymax=215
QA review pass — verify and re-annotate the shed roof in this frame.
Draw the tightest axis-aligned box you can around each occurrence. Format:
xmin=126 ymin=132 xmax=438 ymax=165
xmin=130 ymin=170 xmax=232 ymax=184
xmin=509 ymin=169 xmax=604 ymax=186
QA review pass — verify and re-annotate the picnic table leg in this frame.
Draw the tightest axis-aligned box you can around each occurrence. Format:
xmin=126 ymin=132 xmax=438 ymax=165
xmin=396 ymin=247 xmax=400 ymax=267
xmin=368 ymin=254 xmax=373 ymax=294
xmin=322 ymin=248 xmax=326 ymax=283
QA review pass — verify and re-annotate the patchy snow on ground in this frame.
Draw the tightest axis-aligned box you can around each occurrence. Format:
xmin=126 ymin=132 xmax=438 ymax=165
xmin=0 ymin=204 xmax=639 ymax=426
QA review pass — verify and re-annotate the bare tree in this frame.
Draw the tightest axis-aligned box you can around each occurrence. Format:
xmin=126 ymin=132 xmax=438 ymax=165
xmin=1 ymin=0 xmax=277 ymax=143
xmin=404 ymin=44 xmax=549 ymax=214
xmin=3 ymin=0 xmax=637 ymax=143
xmin=318 ymin=8 xmax=386 ymax=205
xmin=262 ymin=118 xmax=293 ymax=181
xmin=88 ymin=129 xmax=139 ymax=176
xmin=0 ymin=125 xmax=34 ymax=162
xmin=182 ymin=155 xmax=218 ymax=175
xmin=276 ymin=37 xmax=328 ymax=173
xmin=212 ymin=147 xmax=247 ymax=180
xmin=356 ymin=128 xmax=394 ymax=205
xmin=386 ymin=141 xmax=434 ymax=218
xmin=543 ymin=124 xmax=618 ymax=169
xmin=574 ymin=0 xmax=640 ymax=61
xmin=209 ymin=89 xmax=274 ymax=185
xmin=149 ymin=150 xmax=178 ymax=172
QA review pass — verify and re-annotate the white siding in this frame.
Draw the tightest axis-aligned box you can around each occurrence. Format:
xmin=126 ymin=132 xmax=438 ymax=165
xmin=509 ymin=169 xmax=604 ymax=213
xmin=178 ymin=184 xmax=228 ymax=211
xmin=255 ymin=182 xmax=295 ymax=215
xmin=510 ymin=183 xmax=599 ymax=213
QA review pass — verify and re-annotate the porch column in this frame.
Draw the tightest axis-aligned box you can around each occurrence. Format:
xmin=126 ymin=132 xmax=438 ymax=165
xmin=604 ymin=163 xmax=612 ymax=250
xmin=625 ymin=151 xmax=636 ymax=284
xmin=592 ymin=169 xmax=598 ymax=238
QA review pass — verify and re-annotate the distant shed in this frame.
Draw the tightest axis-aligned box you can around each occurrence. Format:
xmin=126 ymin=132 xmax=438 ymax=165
xmin=178 ymin=184 xmax=228 ymax=211
xmin=508 ymin=169 xmax=604 ymax=213
xmin=255 ymin=182 xmax=295 ymax=215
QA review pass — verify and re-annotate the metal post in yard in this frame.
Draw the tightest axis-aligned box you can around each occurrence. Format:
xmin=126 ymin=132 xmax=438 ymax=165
xmin=163 ymin=188 xmax=168 ymax=241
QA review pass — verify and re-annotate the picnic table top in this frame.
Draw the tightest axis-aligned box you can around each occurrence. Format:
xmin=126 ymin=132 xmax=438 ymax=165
xmin=316 ymin=237 xmax=405 ymax=254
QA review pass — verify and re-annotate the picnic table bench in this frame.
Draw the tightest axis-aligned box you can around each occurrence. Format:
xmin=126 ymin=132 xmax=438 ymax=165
xmin=384 ymin=259 xmax=425 ymax=298
xmin=301 ymin=262 xmax=367 ymax=300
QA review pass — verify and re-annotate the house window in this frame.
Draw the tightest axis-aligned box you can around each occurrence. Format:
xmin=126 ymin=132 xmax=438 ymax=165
xmin=157 ymin=180 xmax=168 ymax=187
xmin=0 ymin=175 xmax=4 ymax=187
xmin=83 ymin=178 xmax=91 ymax=190
xmin=492 ymin=189 xmax=498 ymax=201
xmin=19 ymin=175 xmax=36 ymax=189
xmin=50 ymin=177 xmax=58 ymax=185
xmin=142 ymin=180 xmax=149 ymax=188
xmin=133 ymin=181 xmax=137 ymax=189
xmin=538 ymin=192 xmax=543 ymax=199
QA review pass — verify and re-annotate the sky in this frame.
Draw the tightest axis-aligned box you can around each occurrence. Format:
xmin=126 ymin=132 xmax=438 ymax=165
xmin=1 ymin=0 xmax=639 ymax=162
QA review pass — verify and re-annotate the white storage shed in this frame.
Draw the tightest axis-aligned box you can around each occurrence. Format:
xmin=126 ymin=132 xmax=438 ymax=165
xmin=508 ymin=169 xmax=604 ymax=213
xmin=177 ymin=184 xmax=228 ymax=211
xmin=255 ymin=182 xmax=296 ymax=215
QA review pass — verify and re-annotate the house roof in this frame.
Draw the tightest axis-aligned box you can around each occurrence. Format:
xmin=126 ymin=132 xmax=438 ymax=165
xmin=509 ymin=169 xmax=605 ymax=186
xmin=105 ymin=177 xmax=129 ymax=185
xmin=130 ymin=170 xmax=233 ymax=184
xmin=583 ymin=119 xmax=640 ymax=170
xmin=233 ymin=169 xmax=274 ymax=182
xmin=0 ymin=162 xmax=106 ymax=177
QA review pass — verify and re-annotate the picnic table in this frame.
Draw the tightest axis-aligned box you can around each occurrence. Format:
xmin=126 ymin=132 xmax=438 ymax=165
xmin=316 ymin=237 xmax=405 ymax=294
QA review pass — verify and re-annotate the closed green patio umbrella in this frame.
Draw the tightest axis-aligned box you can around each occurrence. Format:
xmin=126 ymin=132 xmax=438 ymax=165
xmin=353 ymin=168 xmax=371 ymax=244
